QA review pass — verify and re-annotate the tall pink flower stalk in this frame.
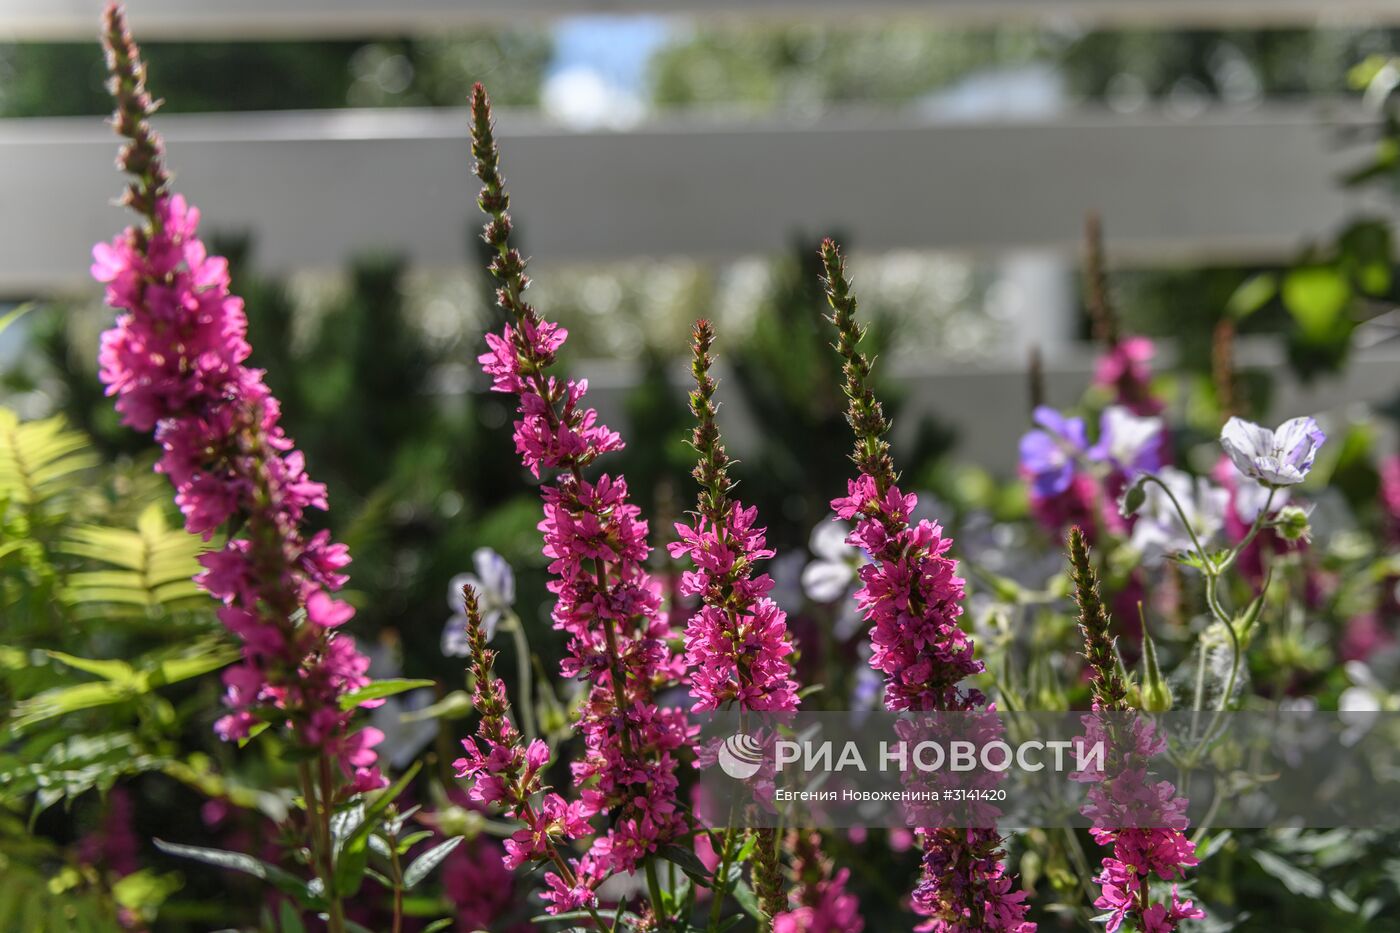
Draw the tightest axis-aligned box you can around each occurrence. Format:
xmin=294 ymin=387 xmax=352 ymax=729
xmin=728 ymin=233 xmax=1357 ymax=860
xmin=821 ymin=241 xmax=1033 ymax=932
xmin=669 ymin=320 xmax=800 ymax=715
xmin=669 ymin=320 xmax=818 ymax=927
xmin=453 ymin=586 xmax=602 ymax=917
xmin=1084 ymin=213 xmax=1163 ymax=418
xmin=92 ymin=5 xmax=382 ymax=790
xmin=468 ymin=84 xmax=691 ymax=884
xmin=1067 ymin=527 xmax=1203 ymax=933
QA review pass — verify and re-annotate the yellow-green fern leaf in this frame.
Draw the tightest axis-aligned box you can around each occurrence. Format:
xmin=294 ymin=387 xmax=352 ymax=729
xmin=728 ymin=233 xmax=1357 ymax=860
xmin=59 ymin=505 xmax=209 ymax=618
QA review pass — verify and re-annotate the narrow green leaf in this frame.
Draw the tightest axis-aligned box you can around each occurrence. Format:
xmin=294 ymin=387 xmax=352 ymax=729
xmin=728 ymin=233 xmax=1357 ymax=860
xmin=43 ymin=651 xmax=137 ymax=683
xmin=339 ymin=679 xmax=436 ymax=710
xmin=334 ymin=761 xmax=421 ymax=898
xmin=153 ymin=838 xmax=321 ymax=907
xmin=403 ymin=837 xmax=463 ymax=889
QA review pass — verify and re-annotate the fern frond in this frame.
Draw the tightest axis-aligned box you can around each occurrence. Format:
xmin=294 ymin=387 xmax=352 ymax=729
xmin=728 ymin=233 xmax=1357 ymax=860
xmin=59 ymin=505 xmax=209 ymax=618
xmin=0 ymin=408 xmax=98 ymax=508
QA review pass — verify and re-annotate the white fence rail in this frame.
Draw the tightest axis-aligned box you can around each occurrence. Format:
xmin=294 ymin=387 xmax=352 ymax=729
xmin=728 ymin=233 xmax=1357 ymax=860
xmin=0 ymin=105 xmax=1381 ymax=293
xmin=579 ymin=339 xmax=1400 ymax=473
xmin=5 ymin=0 xmax=1400 ymax=39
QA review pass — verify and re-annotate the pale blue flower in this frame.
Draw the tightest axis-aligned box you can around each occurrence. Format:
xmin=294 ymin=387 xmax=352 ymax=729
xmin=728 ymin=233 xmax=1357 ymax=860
xmin=1220 ymin=416 xmax=1326 ymax=488
xmin=801 ymin=519 xmax=863 ymax=604
xmin=441 ymin=547 xmax=515 ymax=656
xmin=1129 ymin=467 xmax=1228 ymax=566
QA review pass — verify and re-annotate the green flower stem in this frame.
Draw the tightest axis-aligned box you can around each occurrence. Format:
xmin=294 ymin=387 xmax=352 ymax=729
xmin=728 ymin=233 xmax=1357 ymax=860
xmin=502 ymin=611 xmax=536 ymax=744
xmin=707 ymin=823 xmax=738 ymax=931
xmin=646 ymin=857 xmax=668 ymax=929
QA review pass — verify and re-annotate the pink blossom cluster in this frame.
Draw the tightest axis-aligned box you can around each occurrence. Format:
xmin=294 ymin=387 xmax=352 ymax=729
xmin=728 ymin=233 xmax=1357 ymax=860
xmin=832 ymin=475 xmax=984 ymax=713
xmin=455 ymin=677 xmax=599 ymax=912
xmin=772 ymin=830 xmax=864 ymax=933
xmin=669 ymin=503 xmax=800 ymax=712
xmin=479 ymin=316 xmax=692 ymax=876
xmin=1094 ymin=336 xmax=1164 ymax=417
xmin=93 ymin=193 xmax=383 ymax=790
xmin=1072 ymin=709 xmax=1204 ymax=933
xmin=773 ymin=867 xmax=864 ymax=933
xmin=831 ymin=475 xmax=1033 ymax=931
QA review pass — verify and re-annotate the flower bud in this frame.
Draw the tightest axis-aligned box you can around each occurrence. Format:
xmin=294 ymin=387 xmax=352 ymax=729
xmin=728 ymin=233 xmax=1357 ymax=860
xmin=1273 ymin=504 xmax=1311 ymax=544
xmin=1140 ymin=631 xmax=1174 ymax=713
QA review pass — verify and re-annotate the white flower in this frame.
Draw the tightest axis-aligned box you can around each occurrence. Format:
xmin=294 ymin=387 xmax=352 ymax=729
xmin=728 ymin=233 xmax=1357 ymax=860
xmin=801 ymin=519 xmax=863 ymax=603
xmin=1220 ymin=416 xmax=1326 ymax=487
xmin=441 ymin=547 xmax=515 ymax=656
xmin=1129 ymin=467 xmax=1228 ymax=566
xmin=1091 ymin=405 xmax=1164 ymax=475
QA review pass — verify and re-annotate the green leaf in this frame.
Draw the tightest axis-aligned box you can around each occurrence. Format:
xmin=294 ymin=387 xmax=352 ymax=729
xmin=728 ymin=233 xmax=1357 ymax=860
xmin=1282 ymin=265 xmax=1351 ymax=340
xmin=153 ymin=838 xmax=322 ymax=907
xmin=0 ymin=409 xmax=98 ymax=506
xmin=44 ymin=651 xmax=137 ymax=684
xmin=334 ymin=761 xmax=421 ymax=898
xmin=659 ymin=843 xmax=713 ymax=889
xmin=1339 ymin=219 xmax=1392 ymax=295
xmin=339 ymin=679 xmax=436 ymax=711
xmin=143 ymin=643 xmax=240 ymax=687
xmin=1226 ymin=272 xmax=1277 ymax=321
xmin=9 ymin=680 xmax=142 ymax=731
xmin=398 ymin=690 xmax=472 ymax=722
xmin=1253 ymin=850 xmax=1325 ymax=898
xmin=732 ymin=879 xmax=761 ymax=919
xmin=403 ymin=837 xmax=464 ymax=889
xmin=0 ymin=303 xmax=34 ymax=340
xmin=111 ymin=869 xmax=181 ymax=911
xmin=278 ymin=899 xmax=308 ymax=933
xmin=422 ymin=920 xmax=454 ymax=933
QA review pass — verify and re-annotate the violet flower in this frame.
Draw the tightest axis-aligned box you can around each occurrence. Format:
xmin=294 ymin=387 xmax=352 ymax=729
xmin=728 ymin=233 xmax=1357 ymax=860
xmin=1090 ymin=405 xmax=1164 ymax=477
xmin=1018 ymin=406 xmax=1089 ymax=497
xmin=92 ymin=6 xmax=382 ymax=791
xmin=1220 ymin=415 xmax=1326 ymax=488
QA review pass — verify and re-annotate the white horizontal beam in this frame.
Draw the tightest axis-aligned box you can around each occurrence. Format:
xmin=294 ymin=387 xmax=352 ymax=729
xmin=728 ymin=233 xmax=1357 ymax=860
xmin=577 ymin=339 xmax=1400 ymax=474
xmin=0 ymin=105 xmax=1378 ymax=293
xmin=4 ymin=0 xmax=1400 ymax=39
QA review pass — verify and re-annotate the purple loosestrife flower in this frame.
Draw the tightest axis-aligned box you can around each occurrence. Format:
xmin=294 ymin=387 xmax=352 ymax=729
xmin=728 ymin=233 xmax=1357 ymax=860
xmin=91 ymin=6 xmax=382 ymax=791
xmin=452 ymin=587 xmax=601 ymax=915
xmin=1094 ymin=337 xmax=1164 ymax=417
xmin=823 ymin=241 xmax=1033 ymax=933
xmin=773 ymin=830 xmax=865 ymax=933
xmin=467 ymin=84 xmax=690 ymax=881
xmin=1220 ymin=415 xmax=1326 ymax=488
xmin=1067 ymin=528 xmax=1203 ymax=933
xmin=1083 ymin=216 xmax=1165 ymax=418
xmin=669 ymin=320 xmax=800 ymax=714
